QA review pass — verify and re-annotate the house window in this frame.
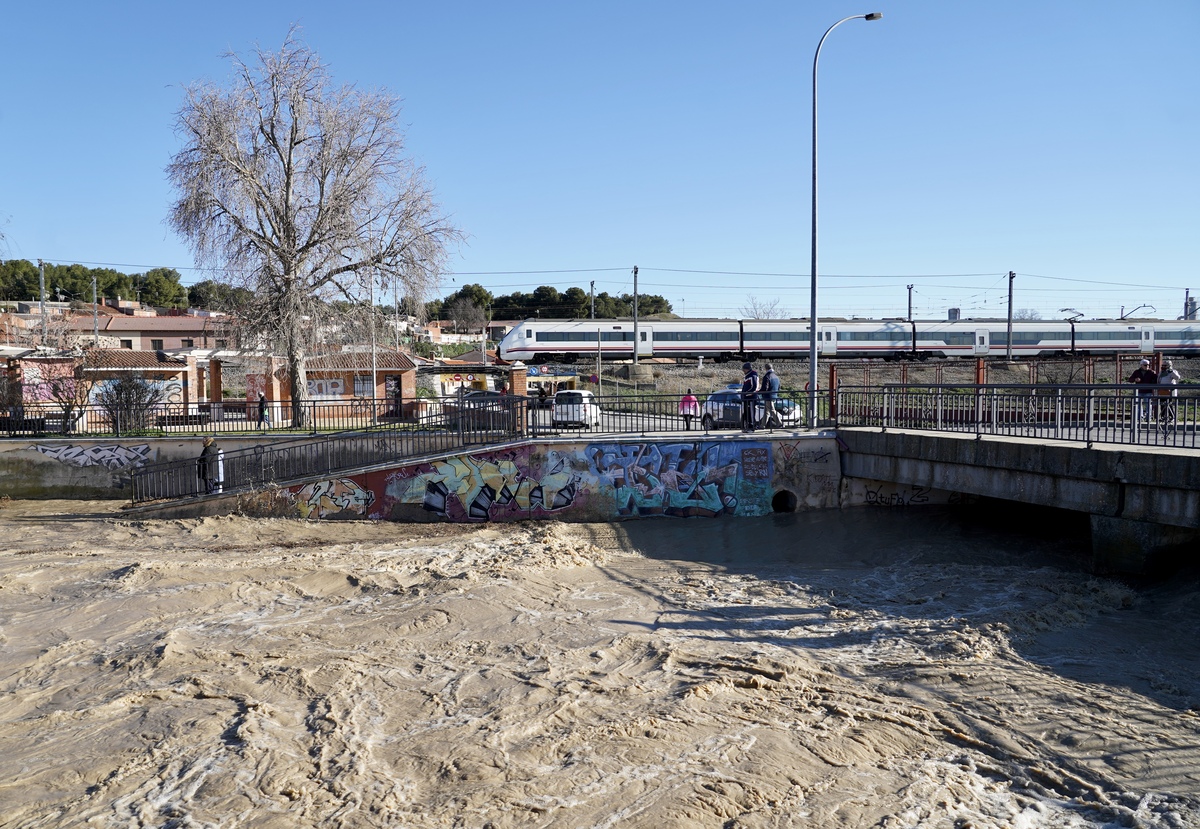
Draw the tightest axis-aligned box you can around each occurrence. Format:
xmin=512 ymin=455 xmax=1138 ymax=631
xmin=215 ymin=339 xmax=227 ymax=349
xmin=151 ymin=339 xmax=164 ymax=350
xmin=353 ymin=375 xmax=374 ymax=396
xmin=120 ymin=339 xmax=133 ymax=349
xmin=181 ymin=339 xmax=194 ymax=348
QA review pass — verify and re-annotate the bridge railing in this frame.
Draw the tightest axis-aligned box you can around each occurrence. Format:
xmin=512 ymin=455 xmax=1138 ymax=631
xmin=130 ymin=394 xmax=535 ymax=503
xmin=128 ymin=389 xmax=834 ymax=504
xmin=834 ymin=384 xmax=1197 ymax=449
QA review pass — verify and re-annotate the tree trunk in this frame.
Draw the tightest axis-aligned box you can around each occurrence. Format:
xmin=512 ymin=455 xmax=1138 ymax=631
xmin=285 ymin=311 xmax=309 ymax=429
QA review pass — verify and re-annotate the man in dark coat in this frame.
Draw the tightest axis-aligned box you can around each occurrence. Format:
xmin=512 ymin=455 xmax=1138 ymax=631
xmin=740 ymin=362 xmax=760 ymax=432
xmin=197 ymin=436 xmax=221 ymax=494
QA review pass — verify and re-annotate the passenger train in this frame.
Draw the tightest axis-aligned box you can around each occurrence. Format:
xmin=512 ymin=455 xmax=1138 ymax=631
xmin=498 ymin=317 xmax=1200 ymax=363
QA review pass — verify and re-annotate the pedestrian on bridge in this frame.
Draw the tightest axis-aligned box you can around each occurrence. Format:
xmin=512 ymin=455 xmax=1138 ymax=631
xmin=1129 ymin=358 xmax=1158 ymax=426
xmin=740 ymin=362 xmax=760 ymax=432
xmin=679 ymin=389 xmax=699 ymax=430
xmin=758 ymin=364 xmax=783 ymax=430
xmin=1157 ymin=359 xmax=1181 ymax=432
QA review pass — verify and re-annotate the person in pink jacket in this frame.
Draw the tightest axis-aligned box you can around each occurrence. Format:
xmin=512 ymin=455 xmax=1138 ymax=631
xmin=679 ymin=389 xmax=700 ymax=430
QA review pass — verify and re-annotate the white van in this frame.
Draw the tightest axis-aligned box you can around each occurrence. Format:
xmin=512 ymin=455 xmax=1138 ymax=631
xmin=552 ymin=390 xmax=602 ymax=428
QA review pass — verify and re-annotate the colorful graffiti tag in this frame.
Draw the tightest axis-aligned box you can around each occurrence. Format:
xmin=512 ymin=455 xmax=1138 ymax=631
xmin=386 ymin=446 xmax=583 ymax=521
xmin=588 ymin=441 xmax=773 ymax=518
xmin=289 ymin=439 xmax=784 ymax=523
xmin=295 ymin=478 xmax=376 ymax=519
xmin=32 ymin=443 xmax=155 ymax=470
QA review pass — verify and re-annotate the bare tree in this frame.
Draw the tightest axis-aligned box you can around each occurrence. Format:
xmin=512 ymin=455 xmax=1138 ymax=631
xmin=167 ymin=30 xmax=462 ymax=425
xmin=739 ymin=295 xmax=787 ymax=319
xmin=1014 ymin=308 xmax=1042 ymax=320
xmin=446 ymin=297 xmax=487 ymax=334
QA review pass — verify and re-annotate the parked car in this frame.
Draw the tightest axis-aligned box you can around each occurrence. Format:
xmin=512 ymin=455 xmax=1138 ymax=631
xmin=700 ymin=388 xmax=800 ymax=430
xmin=552 ymin=390 xmax=601 ymax=428
xmin=452 ymin=389 xmax=518 ymax=429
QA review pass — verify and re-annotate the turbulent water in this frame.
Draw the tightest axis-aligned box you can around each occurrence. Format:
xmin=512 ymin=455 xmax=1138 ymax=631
xmin=0 ymin=501 xmax=1197 ymax=828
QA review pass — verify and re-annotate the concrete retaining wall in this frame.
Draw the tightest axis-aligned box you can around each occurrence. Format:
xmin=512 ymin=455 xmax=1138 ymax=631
xmin=0 ymin=437 xmax=263 ymax=500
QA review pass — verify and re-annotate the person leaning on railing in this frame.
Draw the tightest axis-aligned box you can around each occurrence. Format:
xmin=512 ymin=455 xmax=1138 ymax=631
xmin=1157 ymin=359 xmax=1181 ymax=431
xmin=1128 ymin=358 xmax=1158 ymax=423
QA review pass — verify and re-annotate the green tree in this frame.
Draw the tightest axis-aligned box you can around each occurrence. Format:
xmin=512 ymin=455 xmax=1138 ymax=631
xmin=188 ymin=279 xmax=256 ymax=311
xmin=0 ymin=259 xmax=41 ymax=303
xmin=133 ymin=268 xmax=189 ymax=308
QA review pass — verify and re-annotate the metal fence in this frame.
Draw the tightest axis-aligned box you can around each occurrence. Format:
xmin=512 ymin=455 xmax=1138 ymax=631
xmin=126 ymin=383 xmax=1195 ymax=505
xmin=834 ymin=384 xmax=1198 ymax=449
xmin=130 ymin=395 xmax=538 ymax=503
xmin=127 ymin=389 xmax=826 ymax=504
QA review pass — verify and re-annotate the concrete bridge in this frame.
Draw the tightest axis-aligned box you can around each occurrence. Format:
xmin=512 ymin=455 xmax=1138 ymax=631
xmin=837 ymin=427 xmax=1200 ymax=574
xmin=5 ymin=420 xmax=1197 ymax=575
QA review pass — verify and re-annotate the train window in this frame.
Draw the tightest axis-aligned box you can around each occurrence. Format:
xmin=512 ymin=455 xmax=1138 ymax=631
xmin=640 ymin=332 xmax=647 ymax=341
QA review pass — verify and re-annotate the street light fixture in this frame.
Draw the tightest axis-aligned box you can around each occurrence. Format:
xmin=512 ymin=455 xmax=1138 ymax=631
xmin=808 ymin=12 xmax=882 ymax=427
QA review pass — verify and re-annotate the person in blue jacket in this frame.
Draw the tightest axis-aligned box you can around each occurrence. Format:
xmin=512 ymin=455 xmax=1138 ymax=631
xmin=758 ymin=363 xmax=783 ymax=430
xmin=740 ymin=362 xmax=760 ymax=432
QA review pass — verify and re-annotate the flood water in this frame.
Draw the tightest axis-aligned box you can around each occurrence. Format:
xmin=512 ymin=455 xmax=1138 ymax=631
xmin=1 ymin=501 xmax=1197 ymax=827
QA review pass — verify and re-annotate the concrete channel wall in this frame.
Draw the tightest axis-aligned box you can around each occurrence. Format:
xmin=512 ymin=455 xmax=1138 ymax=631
xmin=0 ymin=436 xmax=283 ymax=500
xmin=0 ymin=432 xmax=958 ymax=520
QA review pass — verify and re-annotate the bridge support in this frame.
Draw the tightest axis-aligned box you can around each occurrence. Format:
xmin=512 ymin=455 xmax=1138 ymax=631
xmin=1090 ymin=515 xmax=1200 ymax=575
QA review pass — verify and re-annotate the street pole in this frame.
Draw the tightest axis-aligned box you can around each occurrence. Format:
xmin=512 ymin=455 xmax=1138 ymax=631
xmin=92 ymin=272 xmax=99 ymax=346
xmin=907 ymin=284 xmax=913 ymax=322
xmin=38 ymin=259 xmax=47 ymax=346
xmin=1006 ymin=271 xmax=1015 ymax=361
xmin=632 ymin=265 xmax=639 ymax=367
xmin=809 ymin=12 xmax=882 ymax=428
xmin=590 ymin=280 xmax=595 ymax=319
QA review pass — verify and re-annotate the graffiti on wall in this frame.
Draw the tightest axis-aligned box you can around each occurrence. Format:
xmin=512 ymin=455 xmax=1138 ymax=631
xmin=307 ymin=378 xmax=345 ymax=398
xmin=387 ymin=446 xmax=582 ymax=521
xmin=588 ymin=441 xmax=772 ymax=518
xmin=18 ymin=362 xmax=78 ymax=402
xmin=86 ymin=377 xmax=184 ymax=405
xmin=295 ymin=478 xmax=376 ymax=519
xmin=31 ymin=443 xmax=154 ymax=470
xmin=303 ymin=440 xmax=778 ymax=523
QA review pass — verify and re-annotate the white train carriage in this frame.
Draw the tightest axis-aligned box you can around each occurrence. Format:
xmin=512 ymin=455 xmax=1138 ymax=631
xmin=498 ymin=318 xmax=1200 ymax=363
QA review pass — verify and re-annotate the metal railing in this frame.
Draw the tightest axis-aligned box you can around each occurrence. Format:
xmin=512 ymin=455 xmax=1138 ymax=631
xmin=835 ymin=384 xmax=1198 ymax=449
xmin=130 ymin=394 xmax=538 ymax=503
xmin=128 ymin=389 xmax=829 ymax=504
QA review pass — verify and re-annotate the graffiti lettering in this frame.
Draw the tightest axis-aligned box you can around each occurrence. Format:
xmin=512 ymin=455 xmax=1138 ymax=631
xmin=863 ymin=483 xmax=931 ymax=507
xmin=32 ymin=443 xmax=154 ymax=470
xmin=296 ymin=478 xmax=375 ymax=519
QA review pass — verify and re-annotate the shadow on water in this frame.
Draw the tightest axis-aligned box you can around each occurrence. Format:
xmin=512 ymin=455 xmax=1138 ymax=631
xmin=587 ymin=503 xmax=1200 ymax=712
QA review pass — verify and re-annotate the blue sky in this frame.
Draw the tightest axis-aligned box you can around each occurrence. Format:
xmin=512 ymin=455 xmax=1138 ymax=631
xmin=2 ymin=1 xmax=1196 ymax=321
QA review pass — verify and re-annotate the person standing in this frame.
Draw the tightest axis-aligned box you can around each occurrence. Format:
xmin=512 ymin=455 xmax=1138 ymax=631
xmin=1157 ymin=359 xmax=1181 ymax=432
xmin=679 ymin=388 xmax=699 ymax=430
xmin=758 ymin=363 xmax=783 ymax=430
xmin=1128 ymin=358 xmax=1158 ymax=427
xmin=257 ymin=392 xmax=270 ymax=429
xmin=740 ymin=362 xmax=760 ymax=432
xmin=197 ymin=436 xmax=223 ymax=495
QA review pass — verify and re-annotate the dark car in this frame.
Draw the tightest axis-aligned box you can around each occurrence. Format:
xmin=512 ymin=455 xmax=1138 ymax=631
xmin=700 ymin=388 xmax=800 ymax=430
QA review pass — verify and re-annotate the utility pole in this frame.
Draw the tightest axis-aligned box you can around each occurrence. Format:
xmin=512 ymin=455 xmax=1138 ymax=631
xmin=632 ymin=266 xmax=639 ymax=366
xmin=38 ymin=259 xmax=47 ymax=346
xmin=1005 ymin=271 xmax=1015 ymax=361
xmin=907 ymin=284 xmax=913 ymax=321
xmin=590 ymin=281 xmax=595 ymax=319
xmin=92 ymin=271 xmax=99 ymax=346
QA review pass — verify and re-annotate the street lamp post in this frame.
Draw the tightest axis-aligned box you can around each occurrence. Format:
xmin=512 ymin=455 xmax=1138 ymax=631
xmin=808 ymin=12 xmax=882 ymax=427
